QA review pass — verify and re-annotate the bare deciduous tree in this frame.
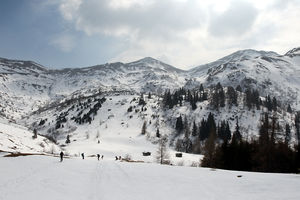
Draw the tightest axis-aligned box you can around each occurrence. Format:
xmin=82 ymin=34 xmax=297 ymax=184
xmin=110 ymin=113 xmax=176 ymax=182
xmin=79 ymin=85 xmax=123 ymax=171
xmin=156 ymin=135 xmax=169 ymax=164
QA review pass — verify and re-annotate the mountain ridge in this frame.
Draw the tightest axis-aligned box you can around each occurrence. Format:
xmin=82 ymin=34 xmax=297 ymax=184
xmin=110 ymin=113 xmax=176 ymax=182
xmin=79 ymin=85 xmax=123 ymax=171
xmin=0 ymin=47 xmax=299 ymax=121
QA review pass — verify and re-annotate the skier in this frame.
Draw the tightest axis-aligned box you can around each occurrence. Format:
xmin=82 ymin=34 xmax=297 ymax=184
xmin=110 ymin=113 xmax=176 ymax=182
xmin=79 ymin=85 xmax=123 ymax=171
xmin=115 ymin=156 xmax=118 ymax=160
xmin=97 ymin=154 xmax=100 ymax=161
xmin=101 ymin=155 xmax=104 ymax=159
xmin=60 ymin=151 xmax=64 ymax=162
xmin=81 ymin=153 xmax=85 ymax=160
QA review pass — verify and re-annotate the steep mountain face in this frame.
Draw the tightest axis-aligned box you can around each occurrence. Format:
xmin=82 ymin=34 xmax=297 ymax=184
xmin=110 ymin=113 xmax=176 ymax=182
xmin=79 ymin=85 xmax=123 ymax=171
xmin=0 ymin=58 xmax=54 ymax=119
xmin=47 ymin=57 xmax=186 ymax=97
xmin=189 ymin=49 xmax=300 ymax=106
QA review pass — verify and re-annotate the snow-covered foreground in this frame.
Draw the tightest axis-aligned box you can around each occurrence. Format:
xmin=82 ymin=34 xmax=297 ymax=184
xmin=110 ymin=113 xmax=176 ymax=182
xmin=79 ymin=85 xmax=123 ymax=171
xmin=1 ymin=155 xmax=300 ymax=200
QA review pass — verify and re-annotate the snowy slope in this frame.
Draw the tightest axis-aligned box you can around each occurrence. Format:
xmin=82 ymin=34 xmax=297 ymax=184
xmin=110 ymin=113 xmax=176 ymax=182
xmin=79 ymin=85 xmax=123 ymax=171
xmin=0 ymin=155 xmax=300 ymax=200
xmin=189 ymin=49 xmax=300 ymax=108
xmin=0 ymin=119 xmax=59 ymax=154
xmin=0 ymin=57 xmax=186 ymax=120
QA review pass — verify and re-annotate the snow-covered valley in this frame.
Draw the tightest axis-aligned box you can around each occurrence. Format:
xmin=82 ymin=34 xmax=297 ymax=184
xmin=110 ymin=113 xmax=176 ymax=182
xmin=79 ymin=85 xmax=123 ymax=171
xmin=1 ymin=155 xmax=300 ymax=200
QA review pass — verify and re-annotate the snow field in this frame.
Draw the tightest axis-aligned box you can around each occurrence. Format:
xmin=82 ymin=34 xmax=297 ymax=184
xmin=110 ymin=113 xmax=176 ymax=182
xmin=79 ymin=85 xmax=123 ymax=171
xmin=0 ymin=155 xmax=300 ymax=200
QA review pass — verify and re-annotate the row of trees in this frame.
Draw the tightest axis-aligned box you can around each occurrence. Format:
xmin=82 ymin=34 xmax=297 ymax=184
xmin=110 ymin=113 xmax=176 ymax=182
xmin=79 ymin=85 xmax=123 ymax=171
xmin=163 ymin=85 xmax=208 ymax=110
xmin=201 ymin=112 xmax=300 ymax=173
xmin=162 ymin=83 xmax=293 ymax=114
xmin=72 ymin=97 xmax=106 ymax=125
xmin=174 ymin=113 xmax=241 ymax=154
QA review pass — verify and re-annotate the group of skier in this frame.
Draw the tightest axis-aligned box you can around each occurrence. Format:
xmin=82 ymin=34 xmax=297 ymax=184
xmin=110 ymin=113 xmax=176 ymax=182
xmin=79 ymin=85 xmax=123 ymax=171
xmin=59 ymin=151 xmax=104 ymax=162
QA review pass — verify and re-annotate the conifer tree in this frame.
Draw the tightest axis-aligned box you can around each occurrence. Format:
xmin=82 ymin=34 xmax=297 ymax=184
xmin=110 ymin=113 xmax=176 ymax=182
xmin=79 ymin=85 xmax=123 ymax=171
xmin=285 ymin=123 xmax=291 ymax=144
xmin=175 ymin=115 xmax=184 ymax=132
xmin=232 ymin=118 xmax=241 ymax=142
xmin=32 ymin=129 xmax=37 ymax=139
xmin=66 ymin=135 xmax=71 ymax=144
xmin=192 ymin=121 xmax=198 ymax=137
xmin=138 ymin=93 xmax=146 ymax=106
xmin=156 ymin=128 xmax=160 ymax=138
xmin=287 ymin=104 xmax=292 ymax=113
xmin=141 ymin=121 xmax=147 ymax=135
xmin=236 ymin=85 xmax=242 ymax=92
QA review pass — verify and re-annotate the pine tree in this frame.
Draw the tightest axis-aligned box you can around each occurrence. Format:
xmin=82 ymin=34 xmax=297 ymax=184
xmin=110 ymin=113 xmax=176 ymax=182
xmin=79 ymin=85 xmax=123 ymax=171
xmin=232 ymin=118 xmax=241 ymax=142
xmin=265 ymin=95 xmax=272 ymax=111
xmin=245 ymin=89 xmax=252 ymax=110
xmin=295 ymin=112 xmax=300 ymax=143
xmin=156 ymin=128 xmax=160 ymax=138
xmin=287 ymin=104 xmax=292 ymax=113
xmin=138 ymin=93 xmax=146 ymax=106
xmin=227 ymin=86 xmax=237 ymax=108
xmin=32 ymin=129 xmax=37 ymax=139
xmin=272 ymin=97 xmax=277 ymax=111
xmin=141 ymin=121 xmax=147 ymax=135
xmin=66 ymin=135 xmax=71 ymax=144
xmin=192 ymin=121 xmax=198 ymax=137
xmin=201 ymin=126 xmax=217 ymax=167
xmin=199 ymin=118 xmax=208 ymax=141
xmin=175 ymin=115 xmax=184 ymax=132
xmin=285 ymin=123 xmax=291 ymax=144
xmin=236 ymin=85 xmax=242 ymax=92
xmin=270 ymin=113 xmax=279 ymax=144
xmin=225 ymin=121 xmax=231 ymax=142
xmin=259 ymin=113 xmax=270 ymax=145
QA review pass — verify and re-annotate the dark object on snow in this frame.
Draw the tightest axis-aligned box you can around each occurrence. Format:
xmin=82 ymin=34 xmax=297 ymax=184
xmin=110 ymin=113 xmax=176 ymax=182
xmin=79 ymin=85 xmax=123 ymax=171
xmin=175 ymin=153 xmax=183 ymax=158
xmin=101 ymin=155 xmax=104 ymax=159
xmin=97 ymin=154 xmax=100 ymax=161
xmin=115 ymin=156 xmax=118 ymax=160
xmin=60 ymin=151 xmax=64 ymax=162
xmin=81 ymin=153 xmax=85 ymax=160
xmin=237 ymin=175 xmax=243 ymax=178
xmin=142 ymin=152 xmax=151 ymax=156
xmin=119 ymin=156 xmax=122 ymax=160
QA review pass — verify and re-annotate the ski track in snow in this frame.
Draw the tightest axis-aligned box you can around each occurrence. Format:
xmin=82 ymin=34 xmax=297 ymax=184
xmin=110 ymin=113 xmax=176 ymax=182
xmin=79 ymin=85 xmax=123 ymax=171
xmin=1 ymin=155 xmax=300 ymax=200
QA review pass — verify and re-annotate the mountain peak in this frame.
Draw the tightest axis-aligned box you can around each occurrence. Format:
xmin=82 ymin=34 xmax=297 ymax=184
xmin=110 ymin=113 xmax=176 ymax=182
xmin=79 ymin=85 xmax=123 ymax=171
xmin=133 ymin=57 xmax=161 ymax=64
xmin=285 ymin=47 xmax=300 ymax=57
xmin=0 ymin=57 xmax=48 ymax=72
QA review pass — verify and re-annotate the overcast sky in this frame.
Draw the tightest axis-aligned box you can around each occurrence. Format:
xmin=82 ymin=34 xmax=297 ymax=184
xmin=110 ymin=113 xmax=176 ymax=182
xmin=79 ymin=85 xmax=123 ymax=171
xmin=0 ymin=0 xmax=299 ymax=69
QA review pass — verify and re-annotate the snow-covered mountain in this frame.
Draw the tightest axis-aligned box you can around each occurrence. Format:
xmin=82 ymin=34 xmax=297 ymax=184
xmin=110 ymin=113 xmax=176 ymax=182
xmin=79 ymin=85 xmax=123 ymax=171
xmin=0 ymin=57 xmax=186 ymax=120
xmin=189 ymin=49 xmax=300 ymax=106
xmin=0 ymin=47 xmax=300 ymax=157
xmin=1 ymin=47 xmax=300 ymax=120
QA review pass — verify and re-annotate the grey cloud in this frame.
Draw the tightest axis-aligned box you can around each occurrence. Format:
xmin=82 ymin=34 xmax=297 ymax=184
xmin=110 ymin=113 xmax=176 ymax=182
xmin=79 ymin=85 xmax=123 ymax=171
xmin=66 ymin=0 xmax=205 ymax=39
xmin=208 ymin=1 xmax=258 ymax=37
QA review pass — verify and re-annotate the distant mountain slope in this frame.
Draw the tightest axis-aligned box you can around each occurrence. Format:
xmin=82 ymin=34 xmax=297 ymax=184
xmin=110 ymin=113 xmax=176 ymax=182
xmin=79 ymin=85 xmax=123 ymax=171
xmin=0 ymin=47 xmax=299 ymax=119
xmin=189 ymin=48 xmax=300 ymax=106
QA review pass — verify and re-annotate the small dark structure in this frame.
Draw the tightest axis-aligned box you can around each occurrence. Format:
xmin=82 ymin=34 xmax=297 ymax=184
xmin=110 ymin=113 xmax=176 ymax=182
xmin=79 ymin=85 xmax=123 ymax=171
xmin=142 ymin=152 xmax=151 ymax=156
xmin=175 ymin=153 xmax=183 ymax=158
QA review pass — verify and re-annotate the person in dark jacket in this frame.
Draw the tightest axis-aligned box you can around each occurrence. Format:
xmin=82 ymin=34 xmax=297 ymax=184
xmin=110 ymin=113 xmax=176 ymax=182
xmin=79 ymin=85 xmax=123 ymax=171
xmin=81 ymin=153 xmax=85 ymax=159
xmin=60 ymin=151 xmax=64 ymax=162
xmin=97 ymin=154 xmax=100 ymax=161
